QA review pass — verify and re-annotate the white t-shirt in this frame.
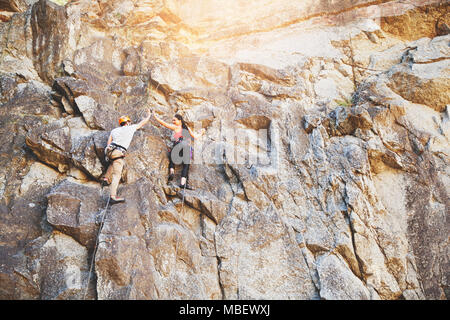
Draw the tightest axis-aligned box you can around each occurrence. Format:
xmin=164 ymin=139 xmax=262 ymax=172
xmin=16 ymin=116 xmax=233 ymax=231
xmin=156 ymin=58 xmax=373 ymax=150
xmin=110 ymin=124 xmax=139 ymax=149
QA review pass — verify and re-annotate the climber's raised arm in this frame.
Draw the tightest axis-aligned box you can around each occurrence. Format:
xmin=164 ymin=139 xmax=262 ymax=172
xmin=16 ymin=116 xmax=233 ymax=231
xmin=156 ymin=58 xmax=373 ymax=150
xmin=136 ymin=109 xmax=151 ymax=130
xmin=153 ymin=111 xmax=178 ymax=131
xmin=187 ymin=126 xmax=205 ymax=140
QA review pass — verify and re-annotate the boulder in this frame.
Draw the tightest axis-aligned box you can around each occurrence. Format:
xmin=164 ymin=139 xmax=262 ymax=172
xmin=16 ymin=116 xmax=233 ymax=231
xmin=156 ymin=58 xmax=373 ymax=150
xmin=316 ymin=254 xmax=374 ymax=300
xmin=30 ymin=0 xmax=79 ymax=84
xmin=46 ymin=179 xmax=104 ymax=248
xmin=387 ymin=36 xmax=450 ymax=112
xmin=13 ymin=231 xmax=93 ymax=300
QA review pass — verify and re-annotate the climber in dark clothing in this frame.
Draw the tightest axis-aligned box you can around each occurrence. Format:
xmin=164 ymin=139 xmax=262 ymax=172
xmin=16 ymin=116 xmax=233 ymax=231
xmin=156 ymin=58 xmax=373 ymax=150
xmin=153 ymin=112 xmax=204 ymax=190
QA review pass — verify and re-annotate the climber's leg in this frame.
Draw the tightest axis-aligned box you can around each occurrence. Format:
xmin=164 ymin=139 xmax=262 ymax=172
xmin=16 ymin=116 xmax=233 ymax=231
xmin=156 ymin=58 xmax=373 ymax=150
xmin=168 ymin=153 xmax=175 ymax=182
xmin=109 ymin=150 xmax=125 ymax=203
xmin=103 ymin=162 xmax=114 ymax=185
xmin=179 ymin=162 xmax=193 ymax=190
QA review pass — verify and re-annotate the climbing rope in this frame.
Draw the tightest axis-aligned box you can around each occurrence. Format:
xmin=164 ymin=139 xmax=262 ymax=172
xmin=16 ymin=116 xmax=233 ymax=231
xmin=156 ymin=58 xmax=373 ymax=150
xmin=83 ymin=189 xmax=111 ymax=300
xmin=180 ymin=182 xmax=187 ymax=214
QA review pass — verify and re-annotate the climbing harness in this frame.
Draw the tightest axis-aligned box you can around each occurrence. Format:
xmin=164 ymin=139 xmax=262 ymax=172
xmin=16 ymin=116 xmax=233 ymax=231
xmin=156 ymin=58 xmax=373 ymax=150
xmin=83 ymin=187 xmax=112 ymax=300
xmin=105 ymin=143 xmax=127 ymax=163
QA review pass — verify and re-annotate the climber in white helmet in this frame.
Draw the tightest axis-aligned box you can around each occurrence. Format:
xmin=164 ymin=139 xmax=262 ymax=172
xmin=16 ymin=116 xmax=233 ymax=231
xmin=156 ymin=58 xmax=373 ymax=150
xmin=102 ymin=110 xmax=151 ymax=204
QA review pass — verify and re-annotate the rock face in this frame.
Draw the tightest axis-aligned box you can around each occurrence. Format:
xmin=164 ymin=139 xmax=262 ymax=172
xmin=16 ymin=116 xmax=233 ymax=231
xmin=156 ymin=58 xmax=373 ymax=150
xmin=0 ymin=0 xmax=449 ymax=300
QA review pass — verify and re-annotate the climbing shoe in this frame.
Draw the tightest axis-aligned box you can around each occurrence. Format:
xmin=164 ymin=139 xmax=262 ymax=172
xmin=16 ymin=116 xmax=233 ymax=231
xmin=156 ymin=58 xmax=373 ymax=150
xmin=110 ymin=196 xmax=125 ymax=204
xmin=179 ymin=183 xmax=194 ymax=190
xmin=101 ymin=178 xmax=109 ymax=187
xmin=167 ymin=173 xmax=174 ymax=182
